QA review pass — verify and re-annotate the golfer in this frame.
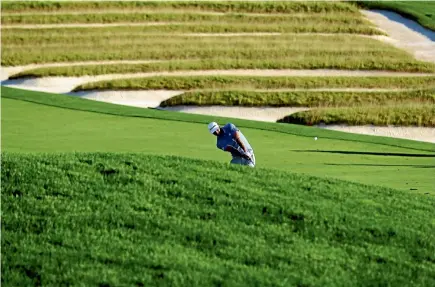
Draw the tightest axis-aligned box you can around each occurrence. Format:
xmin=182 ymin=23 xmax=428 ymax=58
xmin=208 ymin=122 xmax=255 ymax=167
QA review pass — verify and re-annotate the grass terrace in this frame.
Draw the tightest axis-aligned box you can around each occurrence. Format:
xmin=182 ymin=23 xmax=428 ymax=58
xmin=72 ymin=75 xmax=435 ymax=91
xmin=5 ymin=34 xmax=432 ymax=71
xmin=0 ymin=1 xmax=368 ymax=14
xmin=159 ymin=89 xmax=435 ymax=108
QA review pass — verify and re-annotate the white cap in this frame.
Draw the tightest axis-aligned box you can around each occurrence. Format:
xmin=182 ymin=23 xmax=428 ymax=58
xmin=208 ymin=122 xmax=219 ymax=134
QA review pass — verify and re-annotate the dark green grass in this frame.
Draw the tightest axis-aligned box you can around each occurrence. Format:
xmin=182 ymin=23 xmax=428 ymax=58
xmin=355 ymin=1 xmax=435 ymax=31
xmin=69 ymin=75 xmax=435 ymax=91
xmin=279 ymin=104 xmax=435 ymax=127
xmin=2 ymin=152 xmax=435 ymax=286
xmin=159 ymin=89 xmax=435 ymax=107
xmin=2 ymin=86 xmax=435 ymax=194
xmin=1 ymin=1 xmax=361 ymax=14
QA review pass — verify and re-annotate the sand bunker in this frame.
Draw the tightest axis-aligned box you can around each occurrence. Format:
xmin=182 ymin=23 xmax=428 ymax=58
xmin=158 ymin=106 xmax=310 ymax=122
xmin=362 ymin=10 xmax=435 ymax=63
xmin=323 ymin=125 xmax=435 ymax=144
xmin=0 ymin=60 xmax=162 ymax=81
xmin=68 ymin=90 xmax=183 ymax=108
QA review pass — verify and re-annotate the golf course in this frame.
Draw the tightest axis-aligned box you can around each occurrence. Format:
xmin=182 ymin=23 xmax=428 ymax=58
xmin=1 ymin=1 xmax=435 ymax=286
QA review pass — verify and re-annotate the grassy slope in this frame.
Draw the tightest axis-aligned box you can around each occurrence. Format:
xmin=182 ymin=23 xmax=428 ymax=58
xmin=2 ymin=87 xmax=434 ymax=194
xmin=2 ymin=152 xmax=435 ymax=286
xmin=355 ymin=1 xmax=435 ymax=31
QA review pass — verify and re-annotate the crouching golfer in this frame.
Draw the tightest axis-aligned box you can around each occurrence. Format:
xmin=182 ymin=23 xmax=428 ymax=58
xmin=208 ymin=122 xmax=255 ymax=167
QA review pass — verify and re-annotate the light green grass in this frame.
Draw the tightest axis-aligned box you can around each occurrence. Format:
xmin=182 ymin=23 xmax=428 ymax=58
xmin=159 ymin=89 xmax=435 ymax=107
xmin=4 ymin=33 xmax=433 ymax=72
xmin=2 ymin=152 xmax=435 ymax=286
xmin=70 ymin=75 xmax=435 ymax=91
xmin=355 ymin=0 xmax=435 ymax=31
xmin=2 ymin=87 xmax=434 ymax=193
xmin=279 ymin=104 xmax=435 ymax=127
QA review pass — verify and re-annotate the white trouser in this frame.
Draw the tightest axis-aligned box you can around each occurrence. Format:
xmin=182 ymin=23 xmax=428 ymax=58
xmin=231 ymin=149 xmax=255 ymax=167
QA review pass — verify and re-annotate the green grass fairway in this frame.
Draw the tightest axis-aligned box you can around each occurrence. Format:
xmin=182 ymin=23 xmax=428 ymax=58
xmin=356 ymin=1 xmax=435 ymax=31
xmin=2 ymin=152 xmax=435 ymax=286
xmin=2 ymin=87 xmax=434 ymax=194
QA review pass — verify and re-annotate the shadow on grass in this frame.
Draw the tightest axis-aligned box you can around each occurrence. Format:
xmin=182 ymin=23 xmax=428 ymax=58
xmin=324 ymin=163 xmax=435 ymax=168
xmin=293 ymin=150 xmax=435 ymax=157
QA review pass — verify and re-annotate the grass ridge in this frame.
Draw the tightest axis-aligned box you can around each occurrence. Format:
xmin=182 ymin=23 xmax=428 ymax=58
xmin=2 ymin=152 xmax=434 ymax=286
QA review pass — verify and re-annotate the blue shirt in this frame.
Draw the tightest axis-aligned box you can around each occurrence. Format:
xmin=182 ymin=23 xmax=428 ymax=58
xmin=216 ymin=123 xmax=253 ymax=157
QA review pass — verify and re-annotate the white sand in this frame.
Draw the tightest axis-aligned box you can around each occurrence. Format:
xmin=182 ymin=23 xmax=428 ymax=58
xmin=362 ymin=10 xmax=435 ymax=63
xmin=0 ymin=60 xmax=162 ymax=81
xmin=322 ymin=125 xmax=435 ymax=144
xmin=158 ymin=106 xmax=310 ymax=122
xmin=68 ymin=90 xmax=184 ymax=108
